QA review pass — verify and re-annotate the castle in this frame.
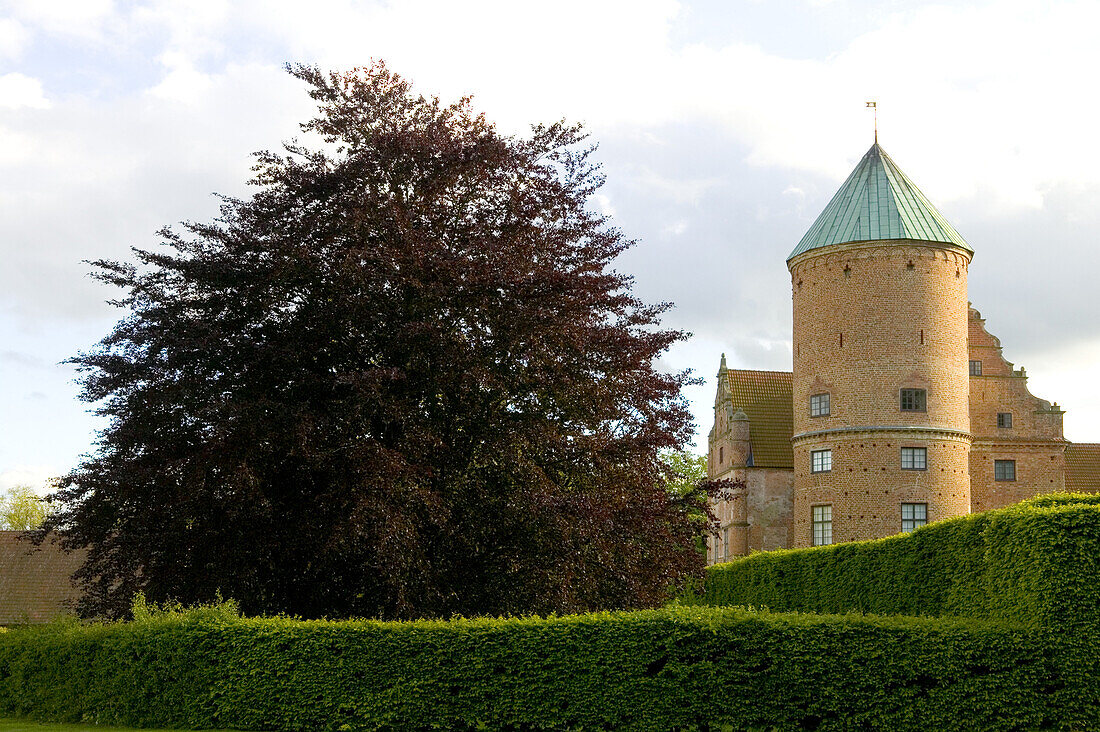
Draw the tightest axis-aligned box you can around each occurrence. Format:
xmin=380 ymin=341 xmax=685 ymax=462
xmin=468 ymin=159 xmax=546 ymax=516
xmin=707 ymin=141 xmax=1100 ymax=562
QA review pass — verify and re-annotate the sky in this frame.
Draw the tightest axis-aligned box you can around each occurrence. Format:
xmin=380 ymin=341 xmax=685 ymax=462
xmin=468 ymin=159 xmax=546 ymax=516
xmin=3 ymin=0 xmax=1100 ymax=494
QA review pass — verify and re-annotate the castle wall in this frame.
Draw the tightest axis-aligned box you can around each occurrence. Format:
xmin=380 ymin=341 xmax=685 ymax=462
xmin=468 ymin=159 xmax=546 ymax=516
xmin=706 ymin=466 xmax=793 ymax=563
xmin=967 ymin=308 xmax=1066 ymax=511
xmin=788 ymin=241 xmax=973 ymax=547
xmin=792 ymin=431 xmax=970 ymax=544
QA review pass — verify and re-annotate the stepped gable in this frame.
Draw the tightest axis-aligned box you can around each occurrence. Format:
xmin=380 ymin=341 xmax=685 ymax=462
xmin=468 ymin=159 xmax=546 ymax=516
xmin=788 ymin=142 xmax=972 ymax=261
xmin=1065 ymin=443 xmax=1100 ymax=491
xmin=0 ymin=531 xmax=85 ymax=625
xmin=723 ymin=369 xmax=793 ymax=468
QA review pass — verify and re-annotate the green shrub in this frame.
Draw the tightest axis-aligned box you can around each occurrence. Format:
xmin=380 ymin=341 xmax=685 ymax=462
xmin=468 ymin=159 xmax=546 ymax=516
xmin=1018 ymin=491 xmax=1100 ymax=509
xmin=684 ymin=499 xmax=1100 ymax=626
xmin=0 ymin=605 xmax=1056 ymax=732
xmin=682 ymin=511 xmax=992 ymax=619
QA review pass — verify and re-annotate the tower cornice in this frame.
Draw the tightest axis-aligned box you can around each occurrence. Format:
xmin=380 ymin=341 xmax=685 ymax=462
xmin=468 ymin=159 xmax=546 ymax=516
xmin=787 ymin=238 xmax=973 ymax=273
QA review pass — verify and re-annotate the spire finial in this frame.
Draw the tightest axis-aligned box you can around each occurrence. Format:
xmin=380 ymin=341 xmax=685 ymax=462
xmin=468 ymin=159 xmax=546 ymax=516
xmin=718 ymin=352 xmax=728 ymax=376
xmin=866 ymin=100 xmax=878 ymax=144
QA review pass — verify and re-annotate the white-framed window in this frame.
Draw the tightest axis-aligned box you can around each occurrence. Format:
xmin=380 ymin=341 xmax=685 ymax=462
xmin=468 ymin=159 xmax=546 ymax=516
xmin=811 ymin=449 xmax=832 ymax=473
xmin=900 ymin=447 xmax=927 ymax=470
xmin=810 ymin=393 xmax=831 ymax=417
xmin=997 ymin=412 xmax=1012 ymax=429
xmin=812 ymin=505 xmax=832 ymax=546
xmin=995 ymin=460 xmax=1016 ymax=481
xmin=969 ymin=360 xmax=982 ymax=376
xmin=900 ymin=388 xmax=927 ymax=412
xmin=901 ymin=503 xmax=927 ymax=532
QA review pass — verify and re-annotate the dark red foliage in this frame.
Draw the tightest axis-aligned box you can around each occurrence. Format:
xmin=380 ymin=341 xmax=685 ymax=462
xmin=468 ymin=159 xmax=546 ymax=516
xmin=45 ymin=63 xmax=707 ymax=620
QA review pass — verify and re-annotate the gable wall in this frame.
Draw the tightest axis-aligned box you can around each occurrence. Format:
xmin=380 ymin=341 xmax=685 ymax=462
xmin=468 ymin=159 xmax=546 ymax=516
xmin=967 ymin=308 xmax=1067 ymax=511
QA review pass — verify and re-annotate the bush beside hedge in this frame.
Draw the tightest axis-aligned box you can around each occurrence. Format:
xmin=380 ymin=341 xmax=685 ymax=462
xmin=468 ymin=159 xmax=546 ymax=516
xmin=0 ymin=605 xmax=1055 ymax=732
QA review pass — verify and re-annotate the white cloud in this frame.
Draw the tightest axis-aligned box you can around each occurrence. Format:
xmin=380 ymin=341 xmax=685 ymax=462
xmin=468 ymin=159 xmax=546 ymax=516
xmin=150 ymin=0 xmax=1095 ymax=218
xmin=593 ymin=194 xmax=616 ymax=217
xmin=6 ymin=0 xmax=115 ymax=38
xmin=0 ymin=466 xmax=57 ymax=495
xmin=628 ymin=168 xmax=721 ymax=205
xmin=147 ymin=51 xmax=214 ymax=103
xmin=1013 ymin=338 xmax=1100 ymax=444
xmin=12 ymin=0 xmax=1100 ymax=214
xmin=0 ymin=72 xmax=48 ymax=109
xmin=670 ymin=1 xmax=1100 ymax=212
xmin=0 ymin=17 xmax=29 ymax=58
xmin=0 ymin=61 xmax=307 ymax=322
xmin=662 ymin=220 xmax=688 ymax=236
xmin=6 ymin=0 xmax=1100 ymax=467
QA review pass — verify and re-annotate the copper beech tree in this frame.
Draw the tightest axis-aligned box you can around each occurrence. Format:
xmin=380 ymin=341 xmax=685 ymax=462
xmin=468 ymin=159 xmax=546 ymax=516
xmin=45 ymin=64 xmax=717 ymax=620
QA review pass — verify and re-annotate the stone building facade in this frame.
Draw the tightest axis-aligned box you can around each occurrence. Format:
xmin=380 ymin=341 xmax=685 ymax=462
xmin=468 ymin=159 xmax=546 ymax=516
xmin=707 ymin=142 xmax=1100 ymax=562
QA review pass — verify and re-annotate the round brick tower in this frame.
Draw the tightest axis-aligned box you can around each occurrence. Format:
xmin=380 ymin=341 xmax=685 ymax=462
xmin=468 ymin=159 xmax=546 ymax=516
xmin=788 ymin=143 xmax=974 ymax=548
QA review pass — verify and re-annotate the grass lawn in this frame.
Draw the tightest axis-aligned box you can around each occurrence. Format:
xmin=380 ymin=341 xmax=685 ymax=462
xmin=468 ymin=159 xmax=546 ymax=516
xmin=0 ymin=720 xmax=256 ymax=732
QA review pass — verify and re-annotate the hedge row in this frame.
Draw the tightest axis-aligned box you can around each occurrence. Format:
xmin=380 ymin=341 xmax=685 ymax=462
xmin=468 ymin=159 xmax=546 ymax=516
xmin=677 ymin=495 xmax=1100 ymax=728
xmin=0 ymin=604 xmax=1060 ymax=732
xmin=684 ymin=494 xmax=1100 ymax=629
xmin=4 ymin=496 xmax=1099 ymax=730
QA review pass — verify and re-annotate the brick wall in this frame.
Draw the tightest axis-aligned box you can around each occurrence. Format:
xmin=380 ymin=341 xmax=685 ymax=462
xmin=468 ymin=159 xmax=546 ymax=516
xmin=967 ymin=307 xmax=1065 ymax=511
xmin=706 ymin=466 xmax=793 ymax=563
xmin=788 ymin=241 xmax=973 ymax=548
xmin=792 ymin=431 xmax=970 ymax=545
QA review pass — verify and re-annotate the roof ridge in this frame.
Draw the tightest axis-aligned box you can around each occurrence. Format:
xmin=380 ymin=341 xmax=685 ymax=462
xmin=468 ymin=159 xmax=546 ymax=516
xmin=726 ymin=368 xmax=793 ymax=375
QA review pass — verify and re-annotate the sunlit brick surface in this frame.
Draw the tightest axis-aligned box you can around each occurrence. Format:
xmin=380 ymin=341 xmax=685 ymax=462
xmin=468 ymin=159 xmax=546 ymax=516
xmin=788 ymin=241 xmax=973 ymax=548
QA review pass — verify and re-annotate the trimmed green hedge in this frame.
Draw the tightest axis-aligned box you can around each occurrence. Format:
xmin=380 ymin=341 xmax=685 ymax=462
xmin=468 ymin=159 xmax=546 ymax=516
xmin=684 ymin=511 xmax=991 ymax=619
xmin=1019 ymin=492 xmax=1100 ymax=509
xmin=685 ymin=494 xmax=1100 ymax=628
xmin=4 ymin=495 xmax=1100 ymax=730
xmin=0 ymin=605 xmax=1056 ymax=732
xmin=681 ymin=495 xmax=1100 ymax=729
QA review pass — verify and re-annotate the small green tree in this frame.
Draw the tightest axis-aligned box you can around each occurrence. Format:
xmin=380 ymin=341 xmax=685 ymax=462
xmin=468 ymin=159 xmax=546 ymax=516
xmin=659 ymin=450 xmax=710 ymax=554
xmin=661 ymin=450 xmax=707 ymax=497
xmin=0 ymin=484 xmax=50 ymax=530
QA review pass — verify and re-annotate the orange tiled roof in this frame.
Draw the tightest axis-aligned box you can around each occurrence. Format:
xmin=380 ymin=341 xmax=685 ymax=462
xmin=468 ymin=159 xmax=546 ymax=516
xmin=0 ymin=532 xmax=85 ymax=625
xmin=725 ymin=369 xmax=794 ymax=468
xmin=1065 ymin=443 xmax=1100 ymax=492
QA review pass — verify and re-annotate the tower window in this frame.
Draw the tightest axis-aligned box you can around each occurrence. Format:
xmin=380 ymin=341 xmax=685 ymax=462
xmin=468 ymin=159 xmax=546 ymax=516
xmin=900 ymin=389 xmax=927 ymax=412
xmin=901 ymin=503 xmax=927 ymax=532
xmin=723 ymin=527 xmax=730 ymax=561
xmin=811 ymin=449 xmax=832 ymax=473
xmin=997 ymin=412 xmax=1012 ymax=429
xmin=812 ymin=505 xmax=832 ymax=546
xmin=719 ymin=446 xmax=724 ymax=464
xmin=810 ymin=393 xmax=831 ymax=417
xmin=995 ymin=460 xmax=1017 ymax=482
xmin=901 ymin=447 xmax=927 ymax=470
xmin=969 ymin=360 xmax=982 ymax=376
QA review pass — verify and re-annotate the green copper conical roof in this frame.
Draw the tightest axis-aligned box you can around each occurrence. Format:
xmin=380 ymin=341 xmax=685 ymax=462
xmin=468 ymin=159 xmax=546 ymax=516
xmin=788 ymin=143 xmax=972 ymax=261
